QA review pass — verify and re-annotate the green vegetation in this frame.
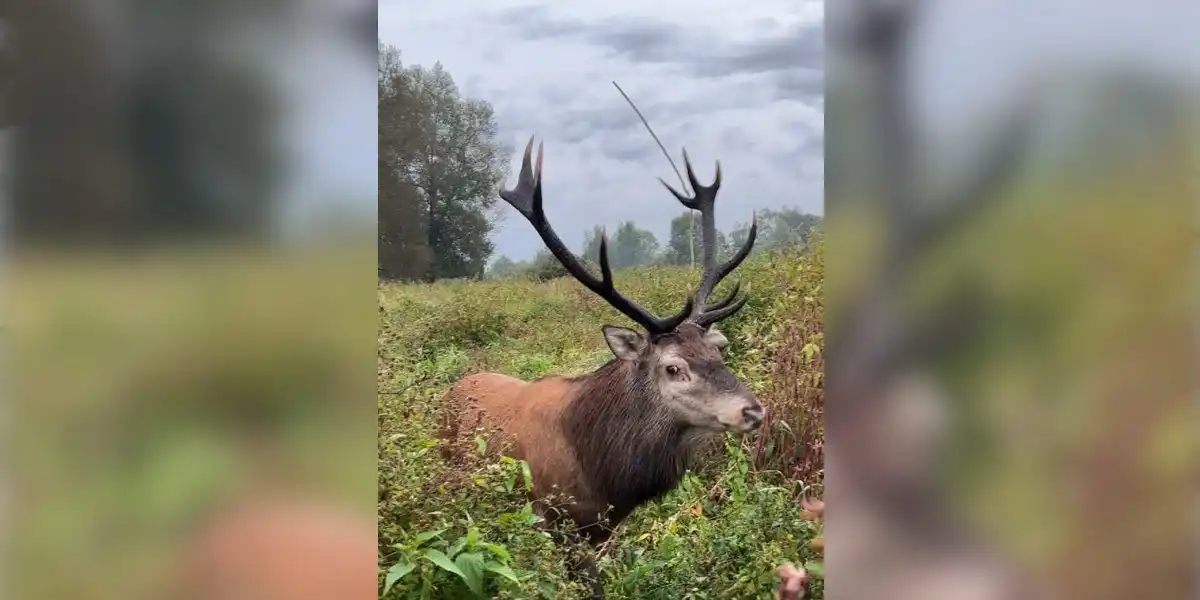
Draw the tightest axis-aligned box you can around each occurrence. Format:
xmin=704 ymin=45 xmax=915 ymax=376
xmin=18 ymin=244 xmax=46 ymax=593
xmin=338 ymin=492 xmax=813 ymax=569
xmin=378 ymin=240 xmax=825 ymax=599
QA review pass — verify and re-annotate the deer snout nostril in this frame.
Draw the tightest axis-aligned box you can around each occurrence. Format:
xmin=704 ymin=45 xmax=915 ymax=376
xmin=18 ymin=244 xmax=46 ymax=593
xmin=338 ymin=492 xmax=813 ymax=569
xmin=742 ymin=404 xmax=764 ymax=428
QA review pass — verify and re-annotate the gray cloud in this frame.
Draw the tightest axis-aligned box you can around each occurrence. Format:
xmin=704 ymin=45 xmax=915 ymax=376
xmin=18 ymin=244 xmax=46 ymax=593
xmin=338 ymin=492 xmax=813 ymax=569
xmin=773 ymin=69 xmax=825 ymax=101
xmin=381 ymin=0 xmax=825 ymax=260
xmin=688 ymin=22 xmax=824 ymax=78
xmin=496 ymin=9 xmax=823 ymax=102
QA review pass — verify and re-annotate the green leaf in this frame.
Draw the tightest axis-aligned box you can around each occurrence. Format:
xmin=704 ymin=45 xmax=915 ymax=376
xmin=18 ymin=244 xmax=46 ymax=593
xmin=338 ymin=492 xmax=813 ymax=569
xmin=466 ymin=526 xmax=480 ymax=548
xmin=422 ymin=548 xmax=465 ymax=578
xmin=481 ymin=542 xmax=510 ymax=563
xmin=382 ymin=561 xmax=415 ymax=596
xmin=485 ymin=561 xmax=521 ymax=583
xmin=447 ymin=535 xmax=468 ymax=558
xmin=454 ymin=551 xmax=487 ymax=596
xmin=519 ymin=460 xmax=533 ymax=490
xmin=474 ymin=435 xmax=487 ymax=454
xmin=413 ymin=528 xmax=445 ymax=547
xmin=803 ymin=560 xmax=825 ymax=579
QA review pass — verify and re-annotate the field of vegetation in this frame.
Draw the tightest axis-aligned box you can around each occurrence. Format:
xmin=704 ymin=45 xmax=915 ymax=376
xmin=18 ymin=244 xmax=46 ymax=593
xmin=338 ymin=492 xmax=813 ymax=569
xmin=378 ymin=240 xmax=825 ymax=599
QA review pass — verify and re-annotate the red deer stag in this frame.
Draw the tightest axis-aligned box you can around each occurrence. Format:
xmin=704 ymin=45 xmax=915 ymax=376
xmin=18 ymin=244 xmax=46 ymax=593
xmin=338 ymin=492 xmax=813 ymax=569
xmin=444 ymin=137 xmax=761 ymax=599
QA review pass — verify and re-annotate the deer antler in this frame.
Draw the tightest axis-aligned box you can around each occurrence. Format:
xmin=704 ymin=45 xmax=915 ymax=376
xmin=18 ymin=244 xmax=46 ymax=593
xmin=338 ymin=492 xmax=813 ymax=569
xmin=659 ymin=149 xmax=759 ymax=328
xmin=499 ymin=137 xmax=693 ymax=335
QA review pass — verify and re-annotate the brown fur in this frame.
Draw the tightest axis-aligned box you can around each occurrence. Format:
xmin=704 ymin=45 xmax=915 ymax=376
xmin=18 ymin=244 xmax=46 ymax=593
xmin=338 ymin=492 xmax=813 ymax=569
xmin=446 ymin=371 xmax=584 ymax=507
xmin=443 ymin=325 xmax=737 ymax=539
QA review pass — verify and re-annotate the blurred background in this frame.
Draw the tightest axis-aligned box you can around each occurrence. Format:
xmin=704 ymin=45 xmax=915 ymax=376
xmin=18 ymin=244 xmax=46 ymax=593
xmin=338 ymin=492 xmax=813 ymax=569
xmin=826 ymin=1 xmax=1195 ymax=599
xmin=6 ymin=1 xmax=378 ymax=598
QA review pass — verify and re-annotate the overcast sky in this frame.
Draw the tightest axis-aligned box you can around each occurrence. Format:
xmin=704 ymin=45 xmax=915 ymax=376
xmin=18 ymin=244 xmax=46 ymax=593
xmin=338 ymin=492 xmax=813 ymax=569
xmin=379 ymin=0 xmax=825 ymax=261
xmin=371 ymin=0 xmax=1200 ymax=261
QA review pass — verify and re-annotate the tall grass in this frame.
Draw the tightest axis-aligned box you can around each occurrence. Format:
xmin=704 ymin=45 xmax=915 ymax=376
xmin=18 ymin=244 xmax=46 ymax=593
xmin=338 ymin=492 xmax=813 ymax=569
xmin=378 ymin=241 xmax=825 ymax=599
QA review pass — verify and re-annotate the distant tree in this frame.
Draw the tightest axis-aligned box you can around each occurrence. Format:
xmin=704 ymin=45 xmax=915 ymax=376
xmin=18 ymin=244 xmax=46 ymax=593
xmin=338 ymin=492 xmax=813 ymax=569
xmin=579 ymin=222 xmax=657 ymax=269
xmin=518 ymin=248 xmax=603 ymax=282
xmin=762 ymin=207 xmax=821 ymax=249
xmin=728 ymin=208 xmax=821 ymax=255
xmin=521 ymin=250 xmax=567 ymax=282
xmin=377 ymin=43 xmax=508 ymax=281
xmin=663 ymin=211 xmax=729 ymax=266
xmin=611 ymin=221 xmax=659 ymax=269
xmin=487 ymin=255 xmax=521 ymax=279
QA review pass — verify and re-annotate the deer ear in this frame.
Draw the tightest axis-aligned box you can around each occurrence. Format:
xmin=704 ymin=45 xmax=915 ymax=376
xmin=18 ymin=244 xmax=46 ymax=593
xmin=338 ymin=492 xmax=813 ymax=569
xmin=602 ymin=325 xmax=646 ymax=361
xmin=704 ymin=327 xmax=729 ymax=349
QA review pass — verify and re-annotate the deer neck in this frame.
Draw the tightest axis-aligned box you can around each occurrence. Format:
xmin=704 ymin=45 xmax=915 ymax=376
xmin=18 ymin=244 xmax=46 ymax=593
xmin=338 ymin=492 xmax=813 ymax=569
xmin=562 ymin=359 xmax=703 ymax=522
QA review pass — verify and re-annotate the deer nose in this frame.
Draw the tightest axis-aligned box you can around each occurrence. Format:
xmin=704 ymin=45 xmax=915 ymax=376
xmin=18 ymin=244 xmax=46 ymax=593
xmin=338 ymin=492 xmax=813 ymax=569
xmin=742 ymin=404 xmax=764 ymax=429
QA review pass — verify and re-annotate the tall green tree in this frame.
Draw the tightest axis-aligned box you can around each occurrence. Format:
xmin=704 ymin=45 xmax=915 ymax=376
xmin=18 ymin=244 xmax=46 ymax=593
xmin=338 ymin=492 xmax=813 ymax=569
xmin=378 ymin=46 xmax=432 ymax=279
xmin=377 ymin=43 xmax=508 ymax=281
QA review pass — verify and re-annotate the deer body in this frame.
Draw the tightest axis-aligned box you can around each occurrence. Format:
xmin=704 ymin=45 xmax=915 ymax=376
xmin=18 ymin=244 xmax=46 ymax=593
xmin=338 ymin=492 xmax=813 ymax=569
xmin=445 ymin=137 xmax=762 ymax=599
xmin=448 ymin=324 xmax=744 ymax=535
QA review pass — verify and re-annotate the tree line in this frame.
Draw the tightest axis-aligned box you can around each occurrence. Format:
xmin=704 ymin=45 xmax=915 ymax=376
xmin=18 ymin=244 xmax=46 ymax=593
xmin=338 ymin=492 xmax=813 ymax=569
xmin=487 ymin=207 xmax=821 ymax=281
xmin=378 ymin=44 xmax=820 ymax=282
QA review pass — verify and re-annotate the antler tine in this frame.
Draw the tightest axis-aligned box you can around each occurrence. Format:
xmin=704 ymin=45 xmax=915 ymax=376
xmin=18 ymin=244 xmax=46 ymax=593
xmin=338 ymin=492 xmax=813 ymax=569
xmin=686 ymin=213 xmax=758 ymax=325
xmin=650 ymin=149 xmax=755 ymax=329
xmin=703 ymin=280 xmax=741 ymax=312
xmin=660 ymin=275 xmax=744 ymax=327
xmin=683 ymin=148 xmax=703 ymax=199
xmin=657 ymin=148 xmax=722 ymax=211
xmin=671 ymin=150 xmax=733 ymax=307
xmin=499 ymin=136 xmax=541 ymax=219
xmin=693 ymin=294 xmax=749 ymax=328
xmin=597 ymin=227 xmax=613 ymax=284
xmin=679 ymin=152 xmax=758 ymax=329
xmin=710 ymin=213 xmax=758 ymax=291
xmin=499 ymin=137 xmax=688 ymax=335
xmin=658 ymin=177 xmax=696 ymax=207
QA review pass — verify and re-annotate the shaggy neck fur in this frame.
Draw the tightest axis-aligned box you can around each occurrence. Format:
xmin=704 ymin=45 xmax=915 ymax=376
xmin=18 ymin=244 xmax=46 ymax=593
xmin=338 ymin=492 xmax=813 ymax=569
xmin=562 ymin=358 xmax=709 ymax=525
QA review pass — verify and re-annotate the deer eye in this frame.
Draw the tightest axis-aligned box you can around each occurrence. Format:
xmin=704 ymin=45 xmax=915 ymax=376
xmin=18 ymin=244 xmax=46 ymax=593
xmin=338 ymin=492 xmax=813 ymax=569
xmin=665 ymin=365 xmax=682 ymax=377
